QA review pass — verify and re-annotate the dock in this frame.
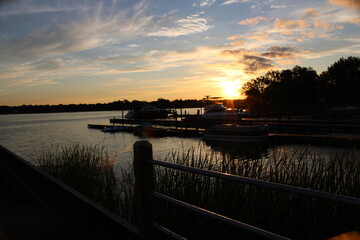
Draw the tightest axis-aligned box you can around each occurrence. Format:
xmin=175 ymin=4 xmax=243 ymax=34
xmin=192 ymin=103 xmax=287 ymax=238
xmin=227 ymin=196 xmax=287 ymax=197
xmin=88 ymin=117 xmax=360 ymax=145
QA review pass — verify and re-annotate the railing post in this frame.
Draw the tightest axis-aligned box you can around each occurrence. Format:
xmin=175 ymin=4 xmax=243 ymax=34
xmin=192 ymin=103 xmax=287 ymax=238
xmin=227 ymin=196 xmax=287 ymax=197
xmin=133 ymin=140 xmax=154 ymax=240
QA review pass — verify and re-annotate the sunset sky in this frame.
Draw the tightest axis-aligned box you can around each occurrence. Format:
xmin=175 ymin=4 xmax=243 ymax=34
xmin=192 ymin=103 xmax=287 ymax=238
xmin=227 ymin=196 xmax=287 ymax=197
xmin=0 ymin=0 xmax=359 ymax=106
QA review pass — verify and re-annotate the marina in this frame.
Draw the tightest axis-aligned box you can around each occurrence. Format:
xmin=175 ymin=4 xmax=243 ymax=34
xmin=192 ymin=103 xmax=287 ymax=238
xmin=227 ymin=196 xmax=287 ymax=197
xmin=88 ymin=114 xmax=360 ymax=145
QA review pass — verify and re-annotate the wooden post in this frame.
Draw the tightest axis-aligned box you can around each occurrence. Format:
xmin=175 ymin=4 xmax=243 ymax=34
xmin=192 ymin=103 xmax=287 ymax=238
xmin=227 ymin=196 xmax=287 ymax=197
xmin=133 ymin=141 xmax=154 ymax=240
xmin=121 ymin=110 xmax=124 ymax=127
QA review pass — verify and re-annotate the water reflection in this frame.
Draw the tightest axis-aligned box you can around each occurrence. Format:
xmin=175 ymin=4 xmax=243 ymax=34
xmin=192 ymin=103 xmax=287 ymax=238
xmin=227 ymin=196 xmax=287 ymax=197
xmin=202 ymin=139 xmax=268 ymax=160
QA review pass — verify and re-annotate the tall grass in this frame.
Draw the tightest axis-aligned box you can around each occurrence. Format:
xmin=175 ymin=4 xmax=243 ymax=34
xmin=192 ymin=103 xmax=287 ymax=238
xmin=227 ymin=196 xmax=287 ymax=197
xmin=120 ymin=144 xmax=360 ymax=239
xmin=35 ymin=144 xmax=123 ymax=214
xmin=35 ymin=143 xmax=360 ymax=239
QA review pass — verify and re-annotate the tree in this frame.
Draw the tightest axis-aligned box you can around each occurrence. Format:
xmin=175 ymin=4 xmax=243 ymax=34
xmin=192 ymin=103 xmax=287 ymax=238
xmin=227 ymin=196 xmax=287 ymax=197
xmin=319 ymin=56 xmax=360 ymax=105
xmin=242 ymin=66 xmax=319 ymax=112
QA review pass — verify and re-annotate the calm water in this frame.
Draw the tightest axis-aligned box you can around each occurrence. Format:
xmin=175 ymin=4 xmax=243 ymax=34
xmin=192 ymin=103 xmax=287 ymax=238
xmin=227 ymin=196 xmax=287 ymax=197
xmin=0 ymin=110 xmax=207 ymax=167
xmin=0 ymin=110 xmax=355 ymax=168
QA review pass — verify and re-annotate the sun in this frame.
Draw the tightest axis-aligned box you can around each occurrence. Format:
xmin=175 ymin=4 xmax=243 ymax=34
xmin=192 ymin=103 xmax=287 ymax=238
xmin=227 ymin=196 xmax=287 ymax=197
xmin=220 ymin=81 xmax=240 ymax=99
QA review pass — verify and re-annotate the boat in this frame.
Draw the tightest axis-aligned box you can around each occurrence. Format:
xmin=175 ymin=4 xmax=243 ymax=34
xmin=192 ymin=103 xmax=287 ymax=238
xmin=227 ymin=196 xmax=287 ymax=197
xmin=202 ymin=124 xmax=269 ymax=144
xmin=101 ymin=126 xmax=125 ymax=133
xmin=202 ymin=104 xmax=247 ymax=121
xmin=125 ymin=105 xmax=172 ymax=119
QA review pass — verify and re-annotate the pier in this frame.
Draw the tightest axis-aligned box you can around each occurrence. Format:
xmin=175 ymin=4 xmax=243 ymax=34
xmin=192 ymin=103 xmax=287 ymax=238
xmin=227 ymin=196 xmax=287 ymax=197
xmin=88 ymin=117 xmax=360 ymax=145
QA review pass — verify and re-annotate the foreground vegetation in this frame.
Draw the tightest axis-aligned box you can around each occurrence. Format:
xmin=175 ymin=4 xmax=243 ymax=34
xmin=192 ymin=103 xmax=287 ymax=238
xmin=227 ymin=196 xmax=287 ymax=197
xmin=36 ymin=143 xmax=360 ymax=239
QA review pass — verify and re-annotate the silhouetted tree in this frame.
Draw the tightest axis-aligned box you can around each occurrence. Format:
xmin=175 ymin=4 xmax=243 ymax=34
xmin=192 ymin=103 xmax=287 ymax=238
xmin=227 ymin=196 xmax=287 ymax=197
xmin=319 ymin=56 xmax=360 ymax=105
xmin=242 ymin=66 xmax=319 ymax=113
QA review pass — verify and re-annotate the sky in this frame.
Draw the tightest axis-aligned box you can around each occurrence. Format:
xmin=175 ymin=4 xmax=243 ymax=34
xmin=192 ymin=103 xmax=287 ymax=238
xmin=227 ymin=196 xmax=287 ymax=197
xmin=0 ymin=0 xmax=359 ymax=106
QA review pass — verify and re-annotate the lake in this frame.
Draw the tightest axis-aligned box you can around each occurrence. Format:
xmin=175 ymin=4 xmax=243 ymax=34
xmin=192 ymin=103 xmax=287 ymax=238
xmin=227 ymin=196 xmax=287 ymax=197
xmin=0 ymin=110 xmax=210 ymax=167
xmin=0 ymin=110 xmax=355 ymax=169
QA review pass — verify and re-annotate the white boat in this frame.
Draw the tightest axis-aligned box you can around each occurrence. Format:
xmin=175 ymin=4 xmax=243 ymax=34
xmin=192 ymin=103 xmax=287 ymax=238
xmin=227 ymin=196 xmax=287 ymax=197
xmin=202 ymin=104 xmax=246 ymax=120
xmin=202 ymin=124 xmax=269 ymax=144
xmin=125 ymin=105 xmax=172 ymax=119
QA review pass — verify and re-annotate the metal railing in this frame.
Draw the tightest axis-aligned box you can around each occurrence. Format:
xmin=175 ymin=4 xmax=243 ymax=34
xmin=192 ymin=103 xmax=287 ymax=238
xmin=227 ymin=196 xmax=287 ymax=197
xmin=133 ymin=140 xmax=360 ymax=240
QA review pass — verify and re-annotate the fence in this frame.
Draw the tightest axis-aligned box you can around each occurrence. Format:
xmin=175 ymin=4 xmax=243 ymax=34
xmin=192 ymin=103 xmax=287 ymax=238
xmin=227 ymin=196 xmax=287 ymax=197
xmin=0 ymin=145 xmax=138 ymax=240
xmin=133 ymin=140 xmax=360 ymax=240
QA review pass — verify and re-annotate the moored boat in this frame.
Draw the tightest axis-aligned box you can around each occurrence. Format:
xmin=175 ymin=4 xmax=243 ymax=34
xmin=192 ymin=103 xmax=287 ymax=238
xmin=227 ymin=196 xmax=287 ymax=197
xmin=202 ymin=104 xmax=248 ymax=121
xmin=101 ymin=126 xmax=125 ymax=133
xmin=202 ymin=124 xmax=269 ymax=144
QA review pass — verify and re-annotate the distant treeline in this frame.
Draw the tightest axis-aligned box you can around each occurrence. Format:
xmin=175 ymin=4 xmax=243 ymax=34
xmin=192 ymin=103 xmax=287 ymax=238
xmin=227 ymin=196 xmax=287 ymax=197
xmin=0 ymin=98 xmax=240 ymax=114
xmin=242 ymin=56 xmax=360 ymax=114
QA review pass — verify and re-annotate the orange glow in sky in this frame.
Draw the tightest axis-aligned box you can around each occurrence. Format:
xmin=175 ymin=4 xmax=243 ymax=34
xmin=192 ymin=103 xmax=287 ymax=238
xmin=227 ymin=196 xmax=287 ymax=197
xmin=0 ymin=0 xmax=359 ymax=105
xmin=220 ymin=81 xmax=241 ymax=99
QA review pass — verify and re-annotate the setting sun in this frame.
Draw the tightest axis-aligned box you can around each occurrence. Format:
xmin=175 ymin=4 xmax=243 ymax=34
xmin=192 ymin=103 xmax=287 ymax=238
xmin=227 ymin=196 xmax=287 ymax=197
xmin=220 ymin=81 xmax=241 ymax=99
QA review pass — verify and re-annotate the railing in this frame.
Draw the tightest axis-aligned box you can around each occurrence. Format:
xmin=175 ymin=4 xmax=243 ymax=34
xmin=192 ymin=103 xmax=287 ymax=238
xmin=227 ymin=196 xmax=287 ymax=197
xmin=133 ymin=140 xmax=360 ymax=240
xmin=0 ymin=145 xmax=138 ymax=239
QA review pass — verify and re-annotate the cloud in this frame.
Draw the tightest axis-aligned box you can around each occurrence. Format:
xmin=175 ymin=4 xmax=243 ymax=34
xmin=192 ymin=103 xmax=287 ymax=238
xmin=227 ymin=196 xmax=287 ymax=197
xmin=148 ymin=13 xmax=213 ymax=37
xmin=303 ymin=8 xmax=320 ymax=18
xmin=0 ymin=3 xmax=85 ymax=17
xmin=241 ymin=55 xmax=274 ymax=73
xmin=221 ymin=0 xmax=250 ymax=6
xmin=270 ymin=5 xmax=286 ymax=9
xmin=238 ymin=16 xmax=266 ymax=26
xmin=261 ymin=46 xmax=299 ymax=58
xmin=222 ymin=49 xmax=252 ymax=57
xmin=193 ymin=0 xmax=216 ymax=8
xmin=328 ymin=0 xmax=360 ymax=9
xmin=9 ymin=78 xmax=59 ymax=87
xmin=0 ymin=89 xmax=11 ymax=96
xmin=274 ymin=18 xmax=309 ymax=29
xmin=0 ymin=1 xmax=152 ymax=62
xmin=33 ymin=58 xmax=65 ymax=71
xmin=349 ymin=18 xmax=360 ymax=26
xmin=229 ymin=40 xmax=246 ymax=45
xmin=221 ymin=48 xmax=274 ymax=73
xmin=227 ymin=35 xmax=243 ymax=40
xmin=313 ymin=20 xmax=344 ymax=30
xmin=247 ymin=32 xmax=269 ymax=40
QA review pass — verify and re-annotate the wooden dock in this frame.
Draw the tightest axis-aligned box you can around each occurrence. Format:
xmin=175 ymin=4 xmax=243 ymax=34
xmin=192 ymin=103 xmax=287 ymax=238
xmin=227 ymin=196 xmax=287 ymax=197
xmin=88 ymin=119 xmax=360 ymax=145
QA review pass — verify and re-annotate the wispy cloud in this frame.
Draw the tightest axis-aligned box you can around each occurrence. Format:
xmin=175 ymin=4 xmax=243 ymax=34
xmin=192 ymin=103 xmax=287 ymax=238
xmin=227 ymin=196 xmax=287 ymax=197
xmin=247 ymin=32 xmax=269 ymax=40
xmin=303 ymin=8 xmax=321 ymax=17
xmin=193 ymin=0 xmax=216 ymax=8
xmin=242 ymin=55 xmax=274 ymax=73
xmin=148 ymin=13 xmax=213 ymax=37
xmin=349 ymin=18 xmax=360 ymax=26
xmin=238 ymin=16 xmax=267 ymax=26
xmin=328 ymin=0 xmax=360 ymax=9
xmin=0 ymin=1 xmax=152 ymax=62
xmin=261 ymin=46 xmax=301 ymax=58
xmin=221 ymin=49 xmax=274 ymax=74
xmin=9 ymin=78 xmax=59 ymax=87
xmin=274 ymin=18 xmax=309 ymax=29
xmin=227 ymin=35 xmax=243 ymax=40
xmin=221 ymin=0 xmax=250 ymax=6
xmin=270 ymin=5 xmax=286 ymax=9
xmin=229 ymin=40 xmax=246 ymax=45
xmin=0 ymin=89 xmax=11 ymax=96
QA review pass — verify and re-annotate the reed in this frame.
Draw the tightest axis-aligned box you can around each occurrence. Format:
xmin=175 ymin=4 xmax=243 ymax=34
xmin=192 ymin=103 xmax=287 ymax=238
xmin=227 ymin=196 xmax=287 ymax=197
xmin=35 ymin=143 xmax=359 ymax=239
xmin=35 ymin=144 xmax=123 ymax=214
xmin=119 ymin=144 xmax=360 ymax=239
